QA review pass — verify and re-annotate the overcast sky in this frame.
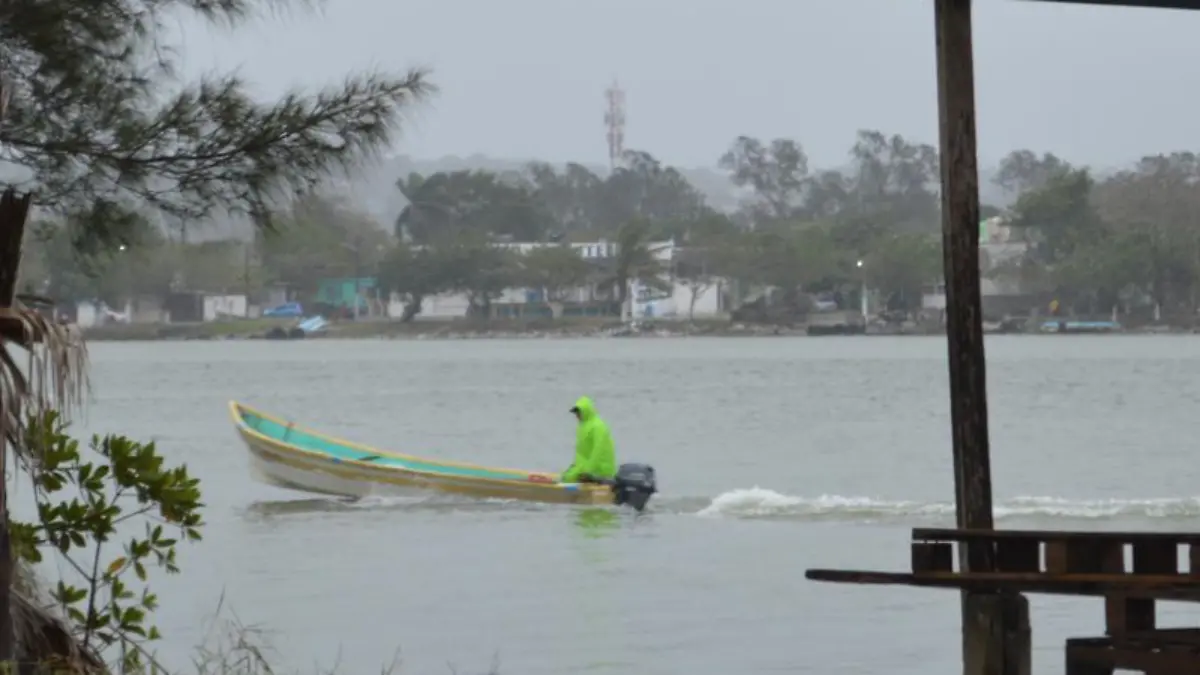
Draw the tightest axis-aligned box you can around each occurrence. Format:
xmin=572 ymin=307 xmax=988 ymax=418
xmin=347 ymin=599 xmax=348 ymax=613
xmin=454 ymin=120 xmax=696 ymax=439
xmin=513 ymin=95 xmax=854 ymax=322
xmin=177 ymin=0 xmax=1200 ymax=170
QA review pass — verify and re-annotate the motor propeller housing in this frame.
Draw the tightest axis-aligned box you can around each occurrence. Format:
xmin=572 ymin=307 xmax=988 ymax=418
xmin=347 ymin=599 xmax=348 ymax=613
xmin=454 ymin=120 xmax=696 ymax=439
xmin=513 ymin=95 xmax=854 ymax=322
xmin=609 ymin=463 xmax=657 ymax=512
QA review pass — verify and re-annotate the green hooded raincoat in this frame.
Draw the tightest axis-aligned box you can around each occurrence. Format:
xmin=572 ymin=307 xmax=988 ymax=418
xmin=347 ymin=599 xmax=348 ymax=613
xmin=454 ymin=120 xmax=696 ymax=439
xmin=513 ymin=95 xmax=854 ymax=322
xmin=560 ymin=396 xmax=617 ymax=483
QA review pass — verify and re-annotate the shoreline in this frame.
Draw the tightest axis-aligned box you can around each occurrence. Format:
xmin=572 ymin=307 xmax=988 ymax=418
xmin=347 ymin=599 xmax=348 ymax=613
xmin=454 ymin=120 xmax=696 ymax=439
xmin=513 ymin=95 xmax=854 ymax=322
xmin=80 ymin=318 xmax=822 ymax=342
xmin=77 ymin=318 xmax=1194 ymax=342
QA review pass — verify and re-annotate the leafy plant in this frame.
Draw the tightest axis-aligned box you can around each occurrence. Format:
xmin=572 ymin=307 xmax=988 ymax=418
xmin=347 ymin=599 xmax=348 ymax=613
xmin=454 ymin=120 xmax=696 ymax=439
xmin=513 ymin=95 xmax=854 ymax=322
xmin=13 ymin=410 xmax=204 ymax=673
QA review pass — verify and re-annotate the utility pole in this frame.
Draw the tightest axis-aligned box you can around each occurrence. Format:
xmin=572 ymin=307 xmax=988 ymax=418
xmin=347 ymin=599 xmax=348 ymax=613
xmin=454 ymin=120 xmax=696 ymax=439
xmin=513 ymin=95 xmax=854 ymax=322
xmin=243 ymin=241 xmax=251 ymax=317
xmin=352 ymin=236 xmax=362 ymax=321
xmin=934 ymin=0 xmax=1030 ymax=673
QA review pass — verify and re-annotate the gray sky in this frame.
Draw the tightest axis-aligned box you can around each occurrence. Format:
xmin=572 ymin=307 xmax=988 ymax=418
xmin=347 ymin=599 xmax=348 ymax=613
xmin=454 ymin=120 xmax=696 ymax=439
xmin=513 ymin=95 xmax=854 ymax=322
xmin=179 ymin=0 xmax=1200 ymax=170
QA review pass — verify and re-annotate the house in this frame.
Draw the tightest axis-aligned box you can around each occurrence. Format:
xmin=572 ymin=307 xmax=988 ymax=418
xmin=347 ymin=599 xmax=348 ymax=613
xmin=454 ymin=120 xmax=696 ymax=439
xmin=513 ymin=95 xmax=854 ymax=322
xmin=921 ymin=216 xmax=1032 ymax=314
xmin=314 ymin=276 xmax=389 ymax=318
xmin=388 ymin=239 xmax=727 ymax=321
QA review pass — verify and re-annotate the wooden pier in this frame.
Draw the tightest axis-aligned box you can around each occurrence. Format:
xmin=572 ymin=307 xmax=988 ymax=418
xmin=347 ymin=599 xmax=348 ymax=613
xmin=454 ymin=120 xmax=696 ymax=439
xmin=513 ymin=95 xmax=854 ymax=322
xmin=805 ymin=1 xmax=1200 ymax=674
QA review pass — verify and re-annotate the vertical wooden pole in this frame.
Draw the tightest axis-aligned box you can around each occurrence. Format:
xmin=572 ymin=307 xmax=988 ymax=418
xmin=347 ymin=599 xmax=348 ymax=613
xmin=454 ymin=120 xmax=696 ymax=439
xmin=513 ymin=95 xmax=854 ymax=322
xmin=935 ymin=0 xmax=991 ymax=539
xmin=0 ymin=187 xmax=32 ymax=669
xmin=0 ymin=69 xmax=29 ymax=668
xmin=933 ymin=1 xmax=1030 ymax=674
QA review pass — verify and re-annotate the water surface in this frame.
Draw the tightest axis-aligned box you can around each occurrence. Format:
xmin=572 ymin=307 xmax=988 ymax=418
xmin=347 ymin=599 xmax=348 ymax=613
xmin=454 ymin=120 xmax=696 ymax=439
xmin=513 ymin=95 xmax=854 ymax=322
xmin=58 ymin=336 xmax=1200 ymax=674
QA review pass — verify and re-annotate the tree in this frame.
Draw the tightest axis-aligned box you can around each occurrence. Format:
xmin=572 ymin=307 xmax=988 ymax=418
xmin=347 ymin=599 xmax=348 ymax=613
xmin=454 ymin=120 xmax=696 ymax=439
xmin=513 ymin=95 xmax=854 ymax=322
xmin=1007 ymin=167 xmax=1100 ymax=265
xmin=843 ymin=130 xmax=940 ymax=234
xmin=861 ymin=233 xmax=941 ymax=312
xmin=439 ymin=238 xmax=521 ymax=319
xmin=526 ymin=162 xmax=605 ymax=234
xmin=596 ymin=219 xmax=671 ymax=318
xmin=375 ymin=243 xmax=451 ymax=322
xmin=994 ymin=150 xmax=1071 ymax=197
xmin=26 ymin=216 xmax=174 ymax=308
xmin=673 ymin=246 xmax=719 ymax=322
xmin=258 ymin=194 xmax=389 ymax=296
xmin=14 ymin=411 xmax=203 ymax=672
xmin=719 ymin=224 xmax=848 ymax=317
xmin=0 ymin=0 xmax=432 ymax=246
xmin=1087 ymin=154 xmax=1200 ymax=311
xmin=1052 ymin=229 xmax=1151 ymax=315
xmin=657 ymin=211 xmax=739 ymax=244
xmin=177 ymin=240 xmax=258 ymax=298
xmin=0 ymin=0 xmax=431 ymax=664
xmin=597 ymin=151 xmax=713 ymax=232
xmin=518 ymin=245 xmax=593 ymax=305
xmin=719 ymin=136 xmax=810 ymax=223
xmin=395 ymin=170 xmax=554 ymax=244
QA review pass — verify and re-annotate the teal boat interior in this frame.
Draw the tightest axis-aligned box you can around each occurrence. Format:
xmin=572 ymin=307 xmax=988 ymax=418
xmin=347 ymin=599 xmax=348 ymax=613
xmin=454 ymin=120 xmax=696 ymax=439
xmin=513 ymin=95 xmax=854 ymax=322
xmin=237 ymin=406 xmax=535 ymax=482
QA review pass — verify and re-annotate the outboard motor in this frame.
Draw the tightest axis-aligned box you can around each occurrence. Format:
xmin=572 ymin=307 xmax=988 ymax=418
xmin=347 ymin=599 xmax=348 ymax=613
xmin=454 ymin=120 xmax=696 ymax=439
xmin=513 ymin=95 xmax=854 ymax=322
xmin=609 ymin=463 xmax=657 ymax=512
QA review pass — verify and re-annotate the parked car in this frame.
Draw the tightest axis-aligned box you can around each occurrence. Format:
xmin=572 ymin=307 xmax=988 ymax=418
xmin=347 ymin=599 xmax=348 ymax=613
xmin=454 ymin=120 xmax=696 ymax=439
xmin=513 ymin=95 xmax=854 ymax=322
xmin=263 ymin=302 xmax=303 ymax=318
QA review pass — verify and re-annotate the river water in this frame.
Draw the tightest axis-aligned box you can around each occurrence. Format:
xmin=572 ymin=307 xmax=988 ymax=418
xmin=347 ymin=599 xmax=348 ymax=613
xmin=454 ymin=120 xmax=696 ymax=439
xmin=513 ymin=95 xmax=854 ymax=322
xmin=54 ymin=336 xmax=1200 ymax=674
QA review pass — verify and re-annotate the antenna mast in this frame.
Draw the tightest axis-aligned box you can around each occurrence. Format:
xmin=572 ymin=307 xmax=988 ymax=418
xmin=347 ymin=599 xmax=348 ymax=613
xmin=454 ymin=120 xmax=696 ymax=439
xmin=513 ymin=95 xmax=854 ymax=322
xmin=604 ymin=79 xmax=626 ymax=172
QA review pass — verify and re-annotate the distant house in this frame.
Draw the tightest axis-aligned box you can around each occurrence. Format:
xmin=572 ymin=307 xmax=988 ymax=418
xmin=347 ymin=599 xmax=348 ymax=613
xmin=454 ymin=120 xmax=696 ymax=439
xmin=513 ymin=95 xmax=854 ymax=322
xmin=315 ymin=276 xmax=388 ymax=317
xmin=390 ymin=239 xmax=726 ymax=321
xmin=921 ymin=216 xmax=1033 ymax=314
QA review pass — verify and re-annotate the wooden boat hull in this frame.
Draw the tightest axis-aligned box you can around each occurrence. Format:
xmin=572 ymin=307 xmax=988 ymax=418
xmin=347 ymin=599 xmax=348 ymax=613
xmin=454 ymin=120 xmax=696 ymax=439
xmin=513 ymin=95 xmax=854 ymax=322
xmin=228 ymin=401 xmax=615 ymax=506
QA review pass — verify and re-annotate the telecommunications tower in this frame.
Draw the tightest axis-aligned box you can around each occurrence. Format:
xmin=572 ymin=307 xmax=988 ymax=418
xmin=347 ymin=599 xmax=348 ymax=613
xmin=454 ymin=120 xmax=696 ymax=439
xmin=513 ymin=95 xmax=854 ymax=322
xmin=604 ymin=80 xmax=626 ymax=171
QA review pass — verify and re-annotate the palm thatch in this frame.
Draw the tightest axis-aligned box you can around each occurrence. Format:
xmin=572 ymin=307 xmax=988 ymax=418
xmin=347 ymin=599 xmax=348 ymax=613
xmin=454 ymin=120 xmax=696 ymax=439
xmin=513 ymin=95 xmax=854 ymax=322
xmin=0 ymin=301 xmax=89 ymax=456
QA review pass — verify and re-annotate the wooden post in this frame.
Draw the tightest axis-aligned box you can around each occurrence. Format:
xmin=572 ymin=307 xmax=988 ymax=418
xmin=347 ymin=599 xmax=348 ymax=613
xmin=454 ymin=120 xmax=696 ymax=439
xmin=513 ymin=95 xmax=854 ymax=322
xmin=0 ymin=187 xmax=32 ymax=669
xmin=933 ymin=1 xmax=1030 ymax=674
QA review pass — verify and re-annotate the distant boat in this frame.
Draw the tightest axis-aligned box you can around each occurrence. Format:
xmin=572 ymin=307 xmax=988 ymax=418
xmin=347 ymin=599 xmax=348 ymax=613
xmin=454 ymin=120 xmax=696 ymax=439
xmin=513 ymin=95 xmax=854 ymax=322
xmin=263 ymin=315 xmax=328 ymax=340
xmin=1039 ymin=320 xmax=1121 ymax=334
xmin=262 ymin=302 xmax=304 ymax=318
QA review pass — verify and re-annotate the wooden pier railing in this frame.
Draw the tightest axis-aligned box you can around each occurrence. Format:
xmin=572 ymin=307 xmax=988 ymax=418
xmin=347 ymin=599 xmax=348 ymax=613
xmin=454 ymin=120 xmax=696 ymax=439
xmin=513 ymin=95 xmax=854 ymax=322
xmin=807 ymin=528 xmax=1200 ymax=674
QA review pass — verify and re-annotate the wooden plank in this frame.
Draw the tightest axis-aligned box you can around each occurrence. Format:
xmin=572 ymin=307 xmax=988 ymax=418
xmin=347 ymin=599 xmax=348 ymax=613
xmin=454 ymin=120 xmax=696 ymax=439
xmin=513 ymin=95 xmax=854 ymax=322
xmin=805 ymin=569 xmax=1200 ymax=600
xmin=1118 ymin=628 xmax=1200 ymax=645
xmin=914 ymin=528 xmax=1200 ymax=544
xmin=913 ymin=542 xmax=955 ymax=573
xmin=1045 ymin=540 xmax=1114 ymax=574
xmin=1105 ymin=595 xmax=1155 ymax=635
xmin=1066 ymin=635 xmax=1200 ymax=674
xmin=994 ymin=538 xmax=1040 ymax=573
xmin=1132 ymin=539 xmax=1179 ymax=574
xmin=1095 ymin=540 xmax=1148 ymax=637
xmin=1101 ymin=539 xmax=1181 ymax=638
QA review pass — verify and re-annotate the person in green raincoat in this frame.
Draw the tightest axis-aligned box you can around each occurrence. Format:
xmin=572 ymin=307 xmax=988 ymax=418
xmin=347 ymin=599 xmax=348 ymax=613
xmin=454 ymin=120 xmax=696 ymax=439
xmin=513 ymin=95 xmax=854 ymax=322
xmin=560 ymin=396 xmax=617 ymax=484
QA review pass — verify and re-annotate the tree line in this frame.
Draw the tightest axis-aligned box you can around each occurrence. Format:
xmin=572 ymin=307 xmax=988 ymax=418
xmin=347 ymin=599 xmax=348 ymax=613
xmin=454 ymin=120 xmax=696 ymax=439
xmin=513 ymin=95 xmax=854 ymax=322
xmin=26 ymin=132 xmax=1200 ymax=324
xmin=21 ymin=132 xmax=947 ymax=322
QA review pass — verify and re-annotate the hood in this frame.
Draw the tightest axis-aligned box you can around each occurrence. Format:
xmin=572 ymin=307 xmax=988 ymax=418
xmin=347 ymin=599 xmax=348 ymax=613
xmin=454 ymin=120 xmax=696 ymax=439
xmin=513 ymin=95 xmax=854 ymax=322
xmin=572 ymin=396 xmax=597 ymax=422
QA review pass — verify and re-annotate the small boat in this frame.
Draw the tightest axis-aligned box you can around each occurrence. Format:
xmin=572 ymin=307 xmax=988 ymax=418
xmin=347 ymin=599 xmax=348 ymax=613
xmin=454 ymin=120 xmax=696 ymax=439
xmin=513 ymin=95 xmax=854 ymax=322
xmin=1038 ymin=319 xmax=1122 ymax=334
xmin=228 ymin=401 xmax=657 ymax=510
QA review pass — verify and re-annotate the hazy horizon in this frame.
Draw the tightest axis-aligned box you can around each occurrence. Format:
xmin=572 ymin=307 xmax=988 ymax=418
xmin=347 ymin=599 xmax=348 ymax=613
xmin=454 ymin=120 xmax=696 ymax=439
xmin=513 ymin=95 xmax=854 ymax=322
xmin=174 ymin=0 xmax=1200 ymax=172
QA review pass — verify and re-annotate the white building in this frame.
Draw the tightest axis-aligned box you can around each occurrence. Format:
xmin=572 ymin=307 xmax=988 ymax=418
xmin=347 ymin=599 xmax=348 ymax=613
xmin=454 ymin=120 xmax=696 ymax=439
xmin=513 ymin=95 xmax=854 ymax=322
xmin=387 ymin=239 xmax=725 ymax=320
xmin=921 ymin=216 xmax=1031 ymax=311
